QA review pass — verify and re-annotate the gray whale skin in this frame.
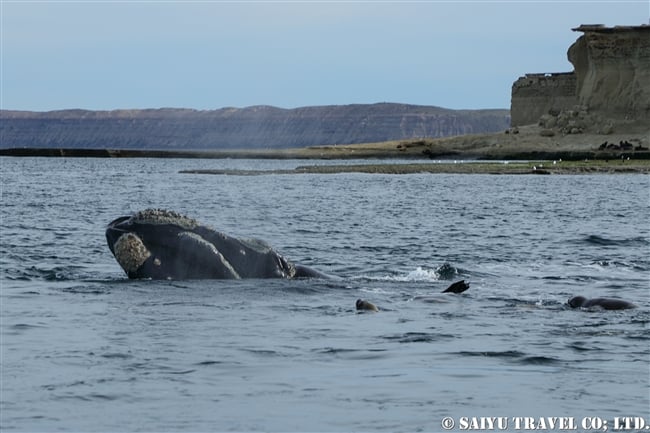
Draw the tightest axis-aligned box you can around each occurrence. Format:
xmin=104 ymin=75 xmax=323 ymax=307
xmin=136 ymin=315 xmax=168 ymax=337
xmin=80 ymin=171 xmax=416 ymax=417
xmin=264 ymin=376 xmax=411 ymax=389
xmin=106 ymin=209 xmax=326 ymax=280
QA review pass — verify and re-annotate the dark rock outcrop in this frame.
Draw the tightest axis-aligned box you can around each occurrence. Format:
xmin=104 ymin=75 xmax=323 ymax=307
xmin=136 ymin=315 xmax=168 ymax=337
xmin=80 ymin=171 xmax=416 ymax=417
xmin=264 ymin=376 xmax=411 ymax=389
xmin=0 ymin=103 xmax=509 ymax=150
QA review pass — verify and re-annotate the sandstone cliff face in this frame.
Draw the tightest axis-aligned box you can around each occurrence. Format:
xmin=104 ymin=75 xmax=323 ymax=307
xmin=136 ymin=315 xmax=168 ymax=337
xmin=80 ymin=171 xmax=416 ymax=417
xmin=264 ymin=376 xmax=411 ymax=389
xmin=511 ymin=24 xmax=649 ymax=127
xmin=510 ymin=73 xmax=577 ymax=127
xmin=568 ymin=25 xmax=650 ymax=121
xmin=0 ymin=103 xmax=509 ymax=150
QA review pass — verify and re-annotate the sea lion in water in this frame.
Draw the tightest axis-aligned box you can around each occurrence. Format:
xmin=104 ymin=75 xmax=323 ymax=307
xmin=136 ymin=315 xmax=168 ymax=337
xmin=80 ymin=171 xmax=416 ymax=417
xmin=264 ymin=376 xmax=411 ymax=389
xmin=356 ymin=280 xmax=470 ymax=311
xmin=567 ymin=296 xmax=637 ymax=310
xmin=106 ymin=209 xmax=326 ymax=280
xmin=356 ymin=299 xmax=379 ymax=312
xmin=441 ymin=280 xmax=470 ymax=294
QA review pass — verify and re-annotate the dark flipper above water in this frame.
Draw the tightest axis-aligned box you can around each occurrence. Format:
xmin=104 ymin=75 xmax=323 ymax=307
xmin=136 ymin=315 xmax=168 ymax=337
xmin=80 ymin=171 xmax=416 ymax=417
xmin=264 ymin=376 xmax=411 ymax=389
xmin=106 ymin=208 xmax=325 ymax=280
xmin=442 ymin=280 xmax=470 ymax=294
xmin=567 ymin=296 xmax=636 ymax=310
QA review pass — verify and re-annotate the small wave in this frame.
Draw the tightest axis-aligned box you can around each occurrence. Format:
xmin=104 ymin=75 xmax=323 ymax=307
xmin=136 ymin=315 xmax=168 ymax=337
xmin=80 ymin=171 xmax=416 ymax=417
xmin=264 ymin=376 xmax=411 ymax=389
xmin=567 ymin=342 xmax=605 ymax=352
xmin=60 ymin=285 xmax=110 ymax=295
xmin=312 ymin=347 xmax=388 ymax=360
xmin=590 ymin=259 xmax=649 ymax=272
xmin=402 ymin=267 xmax=440 ymax=282
xmin=381 ymin=332 xmax=455 ymax=344
xmin=361 ymin=263 xmax=463 ymax=283
xmin=516 ymin=355 xmax=562 ymax=366
xmin=630 ymin=316 xmax=650 ymax=326
xmin=625 ymin=332 xmax=650 ymax=342
xmin=8 ymin=323 xmax=46 ymax=332
xmin=167 ymin=369 xmax=196 ymax=375
xmin=240 ymin=348 xmax=287 ymax=357
xmin=437 ymin=311 xmax=468 ymax=320
xmin=101 ymin=352 xmax=133 ymax=360
xmin=456 ymin=350 xmax=526 ymax=359
xmin=57 ymin=392 xmax=122 ymax=402
xmin=455 ymin=350 xmax=563 ymax=365
xmin=41 ymin=380 xmax=86 ymax=391
xmin=279 ymin=284 xmax=326 ymax=295
xmin=7 ymin=265 xmax=90 ymax=282
xmin=483 ymin=296 xmax=563 ymax=311
xmin=313 ymin=347 xmax=360 ymax=355
xmin=194 ymin=360 xmax=225 ymax=366
xmin=39 ymin=266 xmax=76 ymax=281
xmin=580 ymin=235 xmax=649 ymax=247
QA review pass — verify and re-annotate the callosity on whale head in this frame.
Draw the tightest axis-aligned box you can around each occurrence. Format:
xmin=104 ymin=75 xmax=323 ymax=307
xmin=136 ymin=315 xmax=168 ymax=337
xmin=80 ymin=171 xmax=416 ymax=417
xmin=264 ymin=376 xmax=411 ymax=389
xmin=106 ymin=209 xmax=326 ymax=280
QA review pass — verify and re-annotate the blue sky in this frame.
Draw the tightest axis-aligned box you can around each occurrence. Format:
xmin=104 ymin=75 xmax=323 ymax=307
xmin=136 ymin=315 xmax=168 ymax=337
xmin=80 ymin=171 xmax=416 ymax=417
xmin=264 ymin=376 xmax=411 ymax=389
xmin=1 ymin=1 xmax=648 ymax=111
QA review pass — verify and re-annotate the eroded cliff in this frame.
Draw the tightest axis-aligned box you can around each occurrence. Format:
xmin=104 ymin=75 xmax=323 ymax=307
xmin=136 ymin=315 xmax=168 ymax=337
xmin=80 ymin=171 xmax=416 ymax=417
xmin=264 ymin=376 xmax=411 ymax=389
xmin=568 ymin=24 xmax=650 ymax=121
xmin=511 ymin=24 xmax=649 ymax=127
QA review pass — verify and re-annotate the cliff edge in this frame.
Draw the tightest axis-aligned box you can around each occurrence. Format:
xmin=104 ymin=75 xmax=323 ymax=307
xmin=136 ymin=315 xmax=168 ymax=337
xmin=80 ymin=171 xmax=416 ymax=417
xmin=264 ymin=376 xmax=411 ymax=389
xmin=511 ymin=24 xmax=649 ymax=127
xmin=569 ymin=24 xmax=650 ymax=121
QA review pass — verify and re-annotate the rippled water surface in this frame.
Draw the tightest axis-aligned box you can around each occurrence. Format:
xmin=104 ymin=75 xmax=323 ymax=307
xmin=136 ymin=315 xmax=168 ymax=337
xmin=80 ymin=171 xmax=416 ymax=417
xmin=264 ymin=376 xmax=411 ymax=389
xmin=1 ymin=157 xmax=649 ymax=432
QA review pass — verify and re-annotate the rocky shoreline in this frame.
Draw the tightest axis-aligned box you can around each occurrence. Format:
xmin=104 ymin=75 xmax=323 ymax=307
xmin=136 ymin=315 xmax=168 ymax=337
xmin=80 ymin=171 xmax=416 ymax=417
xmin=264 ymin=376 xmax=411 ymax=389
xmin=3 ymin=120 xmax=649 ymax=175
xmin=180 ymin=159 xmax=650 ymax=176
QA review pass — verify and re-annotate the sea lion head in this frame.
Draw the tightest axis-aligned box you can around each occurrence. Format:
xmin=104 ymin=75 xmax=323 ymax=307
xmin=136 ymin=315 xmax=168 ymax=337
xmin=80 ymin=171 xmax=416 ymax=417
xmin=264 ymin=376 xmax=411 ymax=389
xmin=567 ymin=296 xmax=587 ymax=308
xmin=356 ymin=299 xmax=379 ymax=312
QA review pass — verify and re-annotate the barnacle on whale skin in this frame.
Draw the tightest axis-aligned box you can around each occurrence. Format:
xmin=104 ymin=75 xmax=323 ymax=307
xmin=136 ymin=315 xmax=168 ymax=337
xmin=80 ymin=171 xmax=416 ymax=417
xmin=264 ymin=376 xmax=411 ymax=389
xmin=132 ymin=209 xmax=199 ymax=230
xmin=114 ymin=232 xmax=151 ymax=273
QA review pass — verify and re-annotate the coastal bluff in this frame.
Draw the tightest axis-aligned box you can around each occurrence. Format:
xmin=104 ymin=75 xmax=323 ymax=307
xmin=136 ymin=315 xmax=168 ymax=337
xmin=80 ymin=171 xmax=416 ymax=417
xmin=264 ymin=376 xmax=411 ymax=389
xmin=511 ymin=24 xmax=650 ymax=128
xmin=0 ymin=103 xmax=509 ymax=150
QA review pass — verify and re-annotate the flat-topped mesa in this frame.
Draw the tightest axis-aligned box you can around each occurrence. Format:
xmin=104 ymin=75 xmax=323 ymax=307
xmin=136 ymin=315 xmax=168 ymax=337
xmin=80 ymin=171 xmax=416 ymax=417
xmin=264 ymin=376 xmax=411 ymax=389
xmin=569 ymin=24 xmax=650 ymax=122
xmin=511 ymin=24 xmax=650 ymax=127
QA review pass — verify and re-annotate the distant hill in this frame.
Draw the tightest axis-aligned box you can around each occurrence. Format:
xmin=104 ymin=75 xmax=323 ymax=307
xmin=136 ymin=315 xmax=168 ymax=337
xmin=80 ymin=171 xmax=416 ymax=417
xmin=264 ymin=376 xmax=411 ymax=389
xmin=0 ymin=103 xmax=510 ymax=150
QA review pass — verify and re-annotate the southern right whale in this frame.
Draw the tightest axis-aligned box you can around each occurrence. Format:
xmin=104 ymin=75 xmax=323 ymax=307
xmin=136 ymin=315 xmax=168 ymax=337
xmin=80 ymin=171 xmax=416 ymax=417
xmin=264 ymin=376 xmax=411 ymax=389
xmin=106 ymin=209 xmax=326 ymax=280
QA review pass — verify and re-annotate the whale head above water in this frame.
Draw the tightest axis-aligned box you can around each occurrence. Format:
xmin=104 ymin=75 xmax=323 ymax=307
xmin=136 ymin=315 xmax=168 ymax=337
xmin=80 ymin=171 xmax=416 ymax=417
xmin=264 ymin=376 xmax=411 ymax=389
xmin=106 ymin=209 xmax=325 ymax=280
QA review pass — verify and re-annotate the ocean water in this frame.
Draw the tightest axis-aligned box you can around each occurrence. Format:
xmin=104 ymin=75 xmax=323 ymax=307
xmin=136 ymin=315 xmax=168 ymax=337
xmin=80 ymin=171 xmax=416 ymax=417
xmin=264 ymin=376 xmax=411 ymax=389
xmin=1 ymin=157 xmax=649 ymax=432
